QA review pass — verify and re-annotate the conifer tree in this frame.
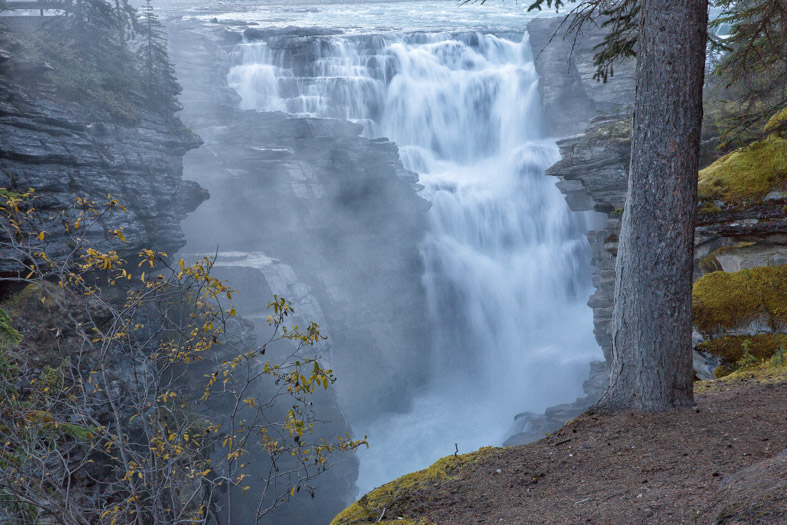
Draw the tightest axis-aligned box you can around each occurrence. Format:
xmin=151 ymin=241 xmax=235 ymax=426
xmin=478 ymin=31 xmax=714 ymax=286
xmin=529 ymin=0 xmax=707 ymax=411
xmin=711 ymin=0 xmax=787 ymax=142
xmin=138 ymin=0 xmax=182 ymax=115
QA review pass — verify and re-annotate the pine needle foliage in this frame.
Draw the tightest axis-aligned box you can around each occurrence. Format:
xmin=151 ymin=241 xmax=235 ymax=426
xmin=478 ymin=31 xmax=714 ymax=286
xmin=4 ymin=0 xmax=182 ymax=121
xmin=525 ymin=0 xmax=639 ymax=82
xmin=710 ymin=0 xmax=787 ymax=145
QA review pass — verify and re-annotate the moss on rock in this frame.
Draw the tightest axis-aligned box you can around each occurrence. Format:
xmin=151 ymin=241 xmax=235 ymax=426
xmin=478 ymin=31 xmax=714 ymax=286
xmin=330 ymin=448 xmax=497 ymax=525
xmin=697 ymin=134 xmax=787 ymax=209
xmin=764 ymin=107 xmax=787 ymax=134
xmin=692 ymin=265 xmax=787 ymax=335
xmin=695 ymin=354 xmax=787 ymax=393
xmin=696 ymin=334 xmax=787 ymax=371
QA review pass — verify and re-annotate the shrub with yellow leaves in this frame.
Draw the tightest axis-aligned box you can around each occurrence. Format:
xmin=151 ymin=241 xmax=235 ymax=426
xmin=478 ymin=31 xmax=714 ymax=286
xmin=0 ymin=189 xmax=367 ymax=524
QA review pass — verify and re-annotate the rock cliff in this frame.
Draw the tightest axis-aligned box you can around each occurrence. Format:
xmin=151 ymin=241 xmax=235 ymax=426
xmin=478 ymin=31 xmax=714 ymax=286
xmin=166 ymin=20 xmax=432 ymax=522
xmin=0 ymin=19 xmax=206 ymax=276
xmin=527 ymin=16 xmax=635 ymax=137
xmin=532 ymin=17 xmax=787 ymax=382
xmin=168 ymin=21 xmax=431 ymax=422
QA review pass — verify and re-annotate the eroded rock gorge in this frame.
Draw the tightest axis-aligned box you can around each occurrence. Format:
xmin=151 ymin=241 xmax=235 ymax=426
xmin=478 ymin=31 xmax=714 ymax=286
xmin=0 ymin=18 xmax=206 ymax=276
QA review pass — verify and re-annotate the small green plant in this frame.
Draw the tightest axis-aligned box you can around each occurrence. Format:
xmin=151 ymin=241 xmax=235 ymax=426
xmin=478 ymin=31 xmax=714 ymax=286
xmin=735 ymin=339 xmax=759 ymax=370
xmin=0 ymin=307 xmax=22 ymax=347
xmin=770 ymin=347 xmax=786 ymax=367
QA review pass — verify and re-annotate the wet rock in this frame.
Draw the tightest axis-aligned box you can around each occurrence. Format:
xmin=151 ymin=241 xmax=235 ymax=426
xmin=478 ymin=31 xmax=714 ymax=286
xmin=504 ymin=361 xmax=608 ymax=446
xmin=527 ymin=17 xmax=635 ymax=136
xmin=545 ymin=114 xmax=787 ymax=368
xmin=243 ymin=26 xmax=343 ymax=41
xmin=0 ymin=53 xmax=206 ymax=274
xmin=167 ymin=22 xmax=431 ymax=523
xmin=694 ymin=350 xmax=721 ymax=381
xmin=531 ymin=16 xmax=787 ymax=401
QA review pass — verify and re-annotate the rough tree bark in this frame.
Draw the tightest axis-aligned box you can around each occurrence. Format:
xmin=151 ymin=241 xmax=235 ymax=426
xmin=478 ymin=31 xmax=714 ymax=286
xmin=596 ymin=0 xmax=709 ymax=411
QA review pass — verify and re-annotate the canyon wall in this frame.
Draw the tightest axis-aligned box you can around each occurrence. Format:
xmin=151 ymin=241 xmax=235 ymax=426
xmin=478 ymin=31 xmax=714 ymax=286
xmin=0 ymin=19 xmax=206 ymax=276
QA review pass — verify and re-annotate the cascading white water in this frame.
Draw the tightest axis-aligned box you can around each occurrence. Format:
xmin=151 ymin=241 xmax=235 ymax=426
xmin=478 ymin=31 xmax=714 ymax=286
xmin=228 ymin=30 xmax=600 ymax=495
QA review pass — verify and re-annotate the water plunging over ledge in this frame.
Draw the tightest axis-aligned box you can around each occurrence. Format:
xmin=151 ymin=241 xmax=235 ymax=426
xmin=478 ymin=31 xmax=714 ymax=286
xmin=226 ymin=29 xmax=601 ymax=496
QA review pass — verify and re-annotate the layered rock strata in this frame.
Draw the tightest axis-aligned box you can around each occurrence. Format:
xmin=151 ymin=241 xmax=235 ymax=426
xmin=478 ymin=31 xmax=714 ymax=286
xmin=0 ymin=23 xmax=206 ymax=275
xmin=167 ymin=22 xmax=431 ymax=421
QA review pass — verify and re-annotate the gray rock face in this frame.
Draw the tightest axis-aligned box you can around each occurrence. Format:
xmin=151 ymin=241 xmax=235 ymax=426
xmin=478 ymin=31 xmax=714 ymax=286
xmin=169 ymin=21 xmax=431 ymax=422
xmin=504 ymin=360 xmax=608 ymax=446
xmin=167 ymin=21 xmax=432 ymax=523
xmin=527 ymin=16 xmax=635 ymax=136
xmin=243 ymin=26 xmax=343 ymax=41
xmin=0 ymin=44 xmax=206 ymax=274
xmin=545 ymin=116 xmax=630 ymax=362
xmin=535 ymin=16 xmax=787 ymax=374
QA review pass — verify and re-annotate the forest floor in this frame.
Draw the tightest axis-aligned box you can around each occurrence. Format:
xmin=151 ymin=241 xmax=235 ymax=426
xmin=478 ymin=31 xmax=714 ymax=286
xmin=338 ymin=366 xmax=787 ymax=525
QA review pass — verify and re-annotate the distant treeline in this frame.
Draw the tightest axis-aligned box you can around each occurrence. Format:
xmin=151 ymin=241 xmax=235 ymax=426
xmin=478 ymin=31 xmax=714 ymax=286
xmin=1 ymin=0 xmax=180 ymax=122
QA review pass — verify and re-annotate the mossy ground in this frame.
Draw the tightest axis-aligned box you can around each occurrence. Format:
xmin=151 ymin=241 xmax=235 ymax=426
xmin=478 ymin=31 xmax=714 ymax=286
xmin=695 ymin=356 xmax=787 ymax=393
xmin=696 ymin=334 xmax=787 ymax=376
xmin=330 ymin=448 xmax=497 ymax=525
xmin=692 ymin=265 xmax=787 ymax=335
xmin=697 ymin=134 xmax=787 ymax=209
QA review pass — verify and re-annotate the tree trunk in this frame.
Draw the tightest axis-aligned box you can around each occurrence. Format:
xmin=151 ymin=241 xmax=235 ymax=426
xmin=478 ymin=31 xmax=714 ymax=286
xmin=596 ymin=0 xmax=708 ymax=411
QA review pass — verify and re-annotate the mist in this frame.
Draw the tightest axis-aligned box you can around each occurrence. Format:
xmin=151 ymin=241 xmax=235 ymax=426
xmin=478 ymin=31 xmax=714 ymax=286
xmin=167 ymin=2 xmax=602 ymax=521
xmin=2 ymin=1 xmax=602 ymax=523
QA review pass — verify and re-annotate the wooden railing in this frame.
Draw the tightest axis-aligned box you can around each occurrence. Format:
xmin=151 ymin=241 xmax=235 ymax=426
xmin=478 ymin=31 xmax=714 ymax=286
xmin=3 ymin=1 xmax=70 ymax=15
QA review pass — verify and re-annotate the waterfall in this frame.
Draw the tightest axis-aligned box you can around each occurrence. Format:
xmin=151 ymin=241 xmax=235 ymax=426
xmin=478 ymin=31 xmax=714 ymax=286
xmin=228 ymin=30 xmax=600 ymax=495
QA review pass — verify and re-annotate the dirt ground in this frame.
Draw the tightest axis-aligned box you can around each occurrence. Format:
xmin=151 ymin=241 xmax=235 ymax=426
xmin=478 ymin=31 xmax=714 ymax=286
xmin=371 ymin=372 xmax=787 ymax=524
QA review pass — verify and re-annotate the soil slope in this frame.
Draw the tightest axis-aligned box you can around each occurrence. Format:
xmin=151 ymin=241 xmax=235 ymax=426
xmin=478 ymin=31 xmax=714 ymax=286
xmin=335 ymin=369 xmax=787 ymax=524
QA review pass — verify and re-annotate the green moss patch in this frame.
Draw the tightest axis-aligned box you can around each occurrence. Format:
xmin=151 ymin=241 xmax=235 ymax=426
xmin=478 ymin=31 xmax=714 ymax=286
xmin=698 ymin=201 xmax=723 ymax=215
xmin=697 ymin=334 xmax=787 ymax=372
xmin=330 ymin=448 xmax=497 ymax=525
xmin=764 ymin=107 xmax=787 ymax=134
xmin=696 ymin=354 xmax=787 ymax=393
xmin=697 ymin=134 xmax=787 ymax=209
xmin=692 ymin=265 xmax=787 ymax=335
